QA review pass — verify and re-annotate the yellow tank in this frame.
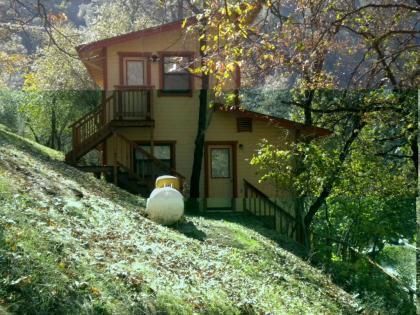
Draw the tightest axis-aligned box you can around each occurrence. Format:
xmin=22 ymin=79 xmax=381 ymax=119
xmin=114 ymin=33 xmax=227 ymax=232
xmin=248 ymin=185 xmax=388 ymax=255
xmin=155 ymin=175 xmax=180 ymax=191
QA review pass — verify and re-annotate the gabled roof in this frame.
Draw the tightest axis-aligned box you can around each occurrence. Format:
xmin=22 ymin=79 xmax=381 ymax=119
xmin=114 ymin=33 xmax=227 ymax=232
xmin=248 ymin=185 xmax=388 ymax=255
xmin=218 ymin=106 xmax=332 ymax=137
xmin=76 ymin=1 xmax=263 ymax=54
xmin=76 ymin=3 xmax=263 ymax=88
xmin=76 ymin=17 xmax=197 ymax=89
xmin=76 ymin=17 xmax=196 ymax=54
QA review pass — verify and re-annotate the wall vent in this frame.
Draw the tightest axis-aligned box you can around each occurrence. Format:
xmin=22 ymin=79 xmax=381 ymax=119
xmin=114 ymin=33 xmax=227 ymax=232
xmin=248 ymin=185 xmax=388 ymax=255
xmin=237 ymin=118 xmax=252 ymax=132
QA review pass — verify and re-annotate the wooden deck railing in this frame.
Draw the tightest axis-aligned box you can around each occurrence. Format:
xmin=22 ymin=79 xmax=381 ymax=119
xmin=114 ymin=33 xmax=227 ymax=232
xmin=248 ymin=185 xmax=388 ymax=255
xmin=69 ymin=88 xmax=153 ymax=158
xmin=243 ymin=179 xmax=298 ymax=240
xmin=115 ymin=88 xmax=152 ymax=120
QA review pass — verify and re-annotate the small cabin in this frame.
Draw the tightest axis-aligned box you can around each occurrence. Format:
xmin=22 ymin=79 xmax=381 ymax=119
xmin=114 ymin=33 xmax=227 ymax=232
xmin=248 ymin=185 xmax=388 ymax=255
xmin=66 ymin=19 xmax=330 ymax=240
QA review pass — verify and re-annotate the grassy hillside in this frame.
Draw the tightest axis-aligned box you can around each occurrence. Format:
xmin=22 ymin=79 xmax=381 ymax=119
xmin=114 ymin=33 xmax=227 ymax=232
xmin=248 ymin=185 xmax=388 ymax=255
xmin=0 ymin=126 xmax=360 ymax=314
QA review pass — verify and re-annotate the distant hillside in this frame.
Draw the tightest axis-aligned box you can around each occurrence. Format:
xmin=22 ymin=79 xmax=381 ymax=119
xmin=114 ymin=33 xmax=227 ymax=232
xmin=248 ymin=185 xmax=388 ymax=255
xmin=0 ymin=125 xmax=360 ymax=314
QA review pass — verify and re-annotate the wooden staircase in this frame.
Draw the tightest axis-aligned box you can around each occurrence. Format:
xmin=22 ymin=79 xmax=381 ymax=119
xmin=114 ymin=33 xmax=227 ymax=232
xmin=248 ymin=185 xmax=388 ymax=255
xmin=243 ymin=179 xmax=301 ymax=242
xmin=65 ymin=89 xmax=155 ymax=163
xmin=65 ymin=88 xmax=185 ymax=196
xmin=66 ymin=94 xmax=112 ymax=163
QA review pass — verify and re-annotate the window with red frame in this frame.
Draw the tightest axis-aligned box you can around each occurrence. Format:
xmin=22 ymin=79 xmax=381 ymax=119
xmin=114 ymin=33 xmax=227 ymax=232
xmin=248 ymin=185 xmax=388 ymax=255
xmin=161 ymin=55 xmax=192 ymax=94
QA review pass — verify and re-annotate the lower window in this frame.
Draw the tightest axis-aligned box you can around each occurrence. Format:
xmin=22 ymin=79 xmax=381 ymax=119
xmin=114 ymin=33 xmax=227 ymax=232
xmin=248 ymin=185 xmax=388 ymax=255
xmin=134 ymin=143 xmax=174 ymax=177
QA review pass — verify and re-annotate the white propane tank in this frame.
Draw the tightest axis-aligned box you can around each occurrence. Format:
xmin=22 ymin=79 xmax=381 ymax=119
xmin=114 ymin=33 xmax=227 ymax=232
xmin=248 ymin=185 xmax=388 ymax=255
xmin=146 ymin=186 xmax=184 ymax=225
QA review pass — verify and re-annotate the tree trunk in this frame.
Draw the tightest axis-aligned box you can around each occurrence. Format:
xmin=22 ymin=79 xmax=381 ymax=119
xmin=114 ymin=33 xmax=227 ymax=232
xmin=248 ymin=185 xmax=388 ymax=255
xmin=294 ymin=90 xmax=315 ymax=247
xmin=188 ymin=14 xmax=208 ymax=211
xmin=324 ymin=204 xmax=333 ymax=263
xmin=50 ymin=96 xmax=57 ymax=150
xmin=28 ymin=124 xmax=41 ymax=144
xmin=189 ymin=84 xmax=208 ymax=200
xmin=304 ymin=116 xmax=366 ymax=231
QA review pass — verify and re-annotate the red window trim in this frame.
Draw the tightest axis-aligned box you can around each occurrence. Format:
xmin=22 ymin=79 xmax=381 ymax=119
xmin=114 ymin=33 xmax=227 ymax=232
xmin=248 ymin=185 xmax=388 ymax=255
xmin=204 ymin=141 xmax=238 ymax=198
xmin=118 ymin=52 xmax=152 ymax=86
xmin=158 ymin=51 xmax=194 ymax=97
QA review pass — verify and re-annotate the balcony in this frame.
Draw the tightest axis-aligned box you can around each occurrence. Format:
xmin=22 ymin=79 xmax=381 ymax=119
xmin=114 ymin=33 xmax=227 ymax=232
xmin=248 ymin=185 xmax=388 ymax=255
xmin=67 ymin=87 xmax=154 ymax=162
xmin=109 ymin=86 xmax=154 ymax=123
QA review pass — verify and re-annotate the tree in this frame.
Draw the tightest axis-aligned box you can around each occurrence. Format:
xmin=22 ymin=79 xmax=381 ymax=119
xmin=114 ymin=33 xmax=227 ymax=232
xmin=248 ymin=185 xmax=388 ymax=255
xmin=188 ymin=3 xmax=208 ymax=206
xmin=79 ymin=0 xmax=193 ymax=42
xmin=20 ymin=23 xmax=98 ymax=151
xmin=190 ymin=0 xmax=418 ymax=243
xmin=186 ymin=1 xmax=261 ymax=205
xmin=195 ymin=2 xmax=418 ymax=310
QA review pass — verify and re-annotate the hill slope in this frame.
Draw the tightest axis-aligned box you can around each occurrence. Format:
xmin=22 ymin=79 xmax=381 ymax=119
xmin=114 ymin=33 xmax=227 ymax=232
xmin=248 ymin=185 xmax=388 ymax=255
xmin=0 ymin=126 xmax=360 ymax=314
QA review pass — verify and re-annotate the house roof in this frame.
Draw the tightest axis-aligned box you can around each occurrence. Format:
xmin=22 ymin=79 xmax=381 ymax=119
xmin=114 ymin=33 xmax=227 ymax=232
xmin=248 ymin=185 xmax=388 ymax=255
xmin=76 ymin=2 xmax=262 ymax=53
xmin=76 ymin=3 xmax=262 ymax=88
xmin=76 ymin=17 xmax=196 ymax=54
xmin=76 ymin=17 xmax=196 ymax=89
xmin=218 ymin=106 xmax=332 ymax=137
xmin=74 ymin=8 xmax=330 ymax=138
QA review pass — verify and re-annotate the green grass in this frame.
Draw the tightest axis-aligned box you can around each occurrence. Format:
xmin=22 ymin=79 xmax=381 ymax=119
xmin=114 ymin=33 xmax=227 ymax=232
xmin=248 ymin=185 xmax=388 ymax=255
xmin=0 ymin=126 xmax=360 ymax=314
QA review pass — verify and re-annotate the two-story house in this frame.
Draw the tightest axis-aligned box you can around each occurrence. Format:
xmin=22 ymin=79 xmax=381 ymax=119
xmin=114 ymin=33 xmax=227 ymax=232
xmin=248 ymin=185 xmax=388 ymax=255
xmin=65 ymin=18 xmax=330 ymax=227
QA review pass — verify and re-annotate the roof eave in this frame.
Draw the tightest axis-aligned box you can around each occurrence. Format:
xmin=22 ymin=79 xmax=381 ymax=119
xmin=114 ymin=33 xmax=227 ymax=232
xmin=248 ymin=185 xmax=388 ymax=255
xmin=76 ymin=17 xmax=197 ymax=54
xmin=218 ymin=106 xmax=332 ymax=138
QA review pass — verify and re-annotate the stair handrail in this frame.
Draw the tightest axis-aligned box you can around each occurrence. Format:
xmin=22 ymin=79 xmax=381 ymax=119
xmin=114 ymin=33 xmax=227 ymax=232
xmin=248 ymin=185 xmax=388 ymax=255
xmin=244 ymin=179 xmax=301 ymax=241
xmin=243 ymin=179 xmax=295 ymax=221
xmin=113 ymin=132 xmax=186 ymax=180
xmin=69 ymin=94 xmax=114 ymax=128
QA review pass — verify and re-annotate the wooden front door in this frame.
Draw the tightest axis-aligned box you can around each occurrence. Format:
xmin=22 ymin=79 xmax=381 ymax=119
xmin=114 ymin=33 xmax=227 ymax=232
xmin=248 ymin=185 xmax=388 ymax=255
xmin=205 ymin=143 xmax=236 ymax=209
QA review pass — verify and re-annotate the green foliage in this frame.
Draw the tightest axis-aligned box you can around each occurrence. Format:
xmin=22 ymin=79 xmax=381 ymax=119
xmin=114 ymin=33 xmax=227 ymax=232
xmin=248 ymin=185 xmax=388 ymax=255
xmin=0 ymin=23 xmax=100 ymax=151
xmin=325 ymin=257 xmax=415 ymax=315
xmin=250 ymin=134 xmax=343 ymax=197
xmin=250 ymin=88 xmax=416 ymax=314
xmin=250 ymin=139 xmax=295 ymax=190
xmin=81 ymin=1 xmax=153 ymax=41
xmin=80 ymin=0 xmax=191 ymax=42
xmin=19 ymin=89 xmax=99 ymax=151
xmin=378 ymin=245 xmax=416 ymax=290
xmin=0 ymin=91 xmax=23 ymax=132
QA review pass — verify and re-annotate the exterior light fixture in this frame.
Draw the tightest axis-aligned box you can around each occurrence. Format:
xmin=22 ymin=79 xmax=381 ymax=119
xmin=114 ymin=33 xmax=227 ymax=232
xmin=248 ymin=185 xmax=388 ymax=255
xmin=150 ymin=54 xmax=160 ymax=62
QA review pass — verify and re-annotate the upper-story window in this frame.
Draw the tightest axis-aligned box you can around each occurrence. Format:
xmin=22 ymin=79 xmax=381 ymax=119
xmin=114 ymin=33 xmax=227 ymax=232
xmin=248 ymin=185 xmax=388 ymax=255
xmin=160 ymin=53 xmax=193 ymax=96
xmin=118 ymin=52 xmax=151 ymax=87
xmin=126 ymin=60 xmax=145 ymax=85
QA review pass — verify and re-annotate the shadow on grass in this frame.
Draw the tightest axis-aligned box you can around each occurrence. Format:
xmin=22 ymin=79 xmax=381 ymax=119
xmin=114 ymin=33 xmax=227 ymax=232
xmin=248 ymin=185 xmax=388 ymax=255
xmin=188 ymin=211 xmax=307 ymax=258
xmin=171 ymin=220 xmax=207 ymax=241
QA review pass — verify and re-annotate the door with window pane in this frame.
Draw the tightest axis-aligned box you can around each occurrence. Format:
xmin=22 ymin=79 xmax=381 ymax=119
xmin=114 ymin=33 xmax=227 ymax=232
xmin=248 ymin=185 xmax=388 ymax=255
xmin=206 ymin=144 xmax=234 ymax=209
xmin=122 ymin=58 xmax=148 ymax=119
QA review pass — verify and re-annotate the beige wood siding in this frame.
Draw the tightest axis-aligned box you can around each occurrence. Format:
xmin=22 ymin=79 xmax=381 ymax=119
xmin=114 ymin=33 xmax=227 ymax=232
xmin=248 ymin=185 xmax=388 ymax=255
xmin=100 ymin=26 xmax=293 ymax=212
xmin=105 ymin=109 xmax=295 ymax=212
